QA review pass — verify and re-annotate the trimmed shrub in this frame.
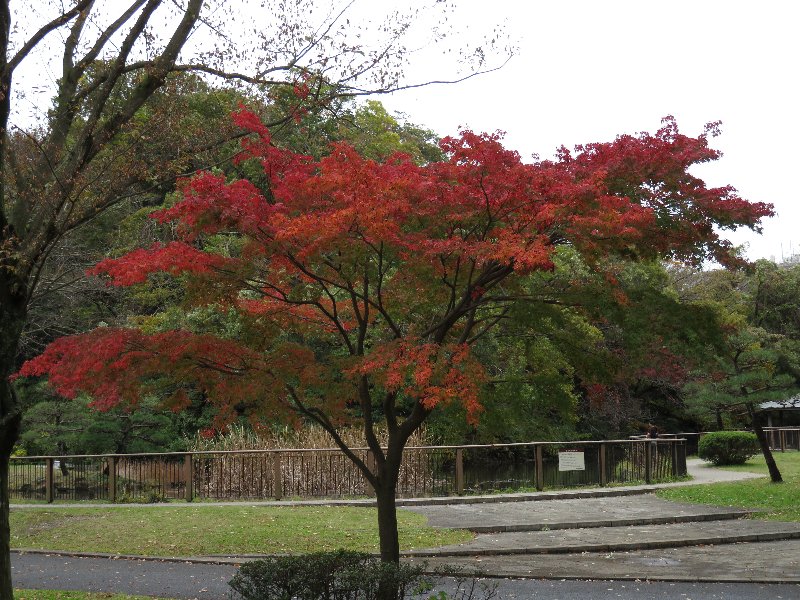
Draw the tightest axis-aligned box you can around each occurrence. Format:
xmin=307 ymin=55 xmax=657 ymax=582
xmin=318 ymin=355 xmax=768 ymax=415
xmin=228 ymin=550 xmax=428 ymax=600
xmin=698 ymin=431 xmax=760 ymax=466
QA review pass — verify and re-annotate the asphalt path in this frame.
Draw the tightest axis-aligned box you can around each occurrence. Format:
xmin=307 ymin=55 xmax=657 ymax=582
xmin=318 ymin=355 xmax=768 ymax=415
xmin=13 ymin=553 xmax=235 ymax=599
xmin=12 ymin=553 xmax=800 ymax=600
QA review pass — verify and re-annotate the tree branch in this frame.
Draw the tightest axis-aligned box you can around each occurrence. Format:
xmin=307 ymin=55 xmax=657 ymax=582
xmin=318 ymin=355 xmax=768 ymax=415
xmin=7 ymin=0 xmax=94 ymax=73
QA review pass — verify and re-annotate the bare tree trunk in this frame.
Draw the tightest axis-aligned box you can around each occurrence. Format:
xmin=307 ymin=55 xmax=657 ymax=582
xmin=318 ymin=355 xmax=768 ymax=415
xmin=748 ymin=404 xmax=783 ymax=483
xmin=0 ymin=377 xmax=22 ymax=600
xmin=0 ymin=274 xmax=26 ymax=600
xmin=0 ymin=422 xmax=18 ymax=600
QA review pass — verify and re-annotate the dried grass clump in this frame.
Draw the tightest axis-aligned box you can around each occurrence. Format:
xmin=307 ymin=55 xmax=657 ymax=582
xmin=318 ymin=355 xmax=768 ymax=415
xmin=188 ymin=425 xmax=440 ymax=499
xmin=189 ymin=424 xmax=431 ymax=452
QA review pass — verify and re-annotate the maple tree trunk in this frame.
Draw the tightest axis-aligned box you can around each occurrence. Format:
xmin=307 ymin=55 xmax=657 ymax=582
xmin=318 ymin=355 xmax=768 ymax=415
xmin=374 ymin=458 xmax=401 ymax=600
xmin=375 ymin=476 xmax=400 ymax=564
xmin=375 ymin=444 xmax=402 ymax=561
xmin=748 ymin=404 xmax=783 ymax=483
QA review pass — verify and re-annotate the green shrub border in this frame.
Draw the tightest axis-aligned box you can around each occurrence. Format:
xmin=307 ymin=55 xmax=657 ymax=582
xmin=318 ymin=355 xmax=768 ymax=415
xmin=698 ymin=431 xmax=759 ymax=466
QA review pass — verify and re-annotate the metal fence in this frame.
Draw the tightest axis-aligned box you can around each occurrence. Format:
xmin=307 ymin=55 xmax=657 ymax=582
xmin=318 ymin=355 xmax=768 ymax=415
xmin=10 ymin=438 xmax=687 ymax=504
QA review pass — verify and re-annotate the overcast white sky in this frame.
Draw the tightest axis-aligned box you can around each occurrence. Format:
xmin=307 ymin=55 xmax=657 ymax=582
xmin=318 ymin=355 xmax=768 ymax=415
xmin=379 ymin=0 xmax=799 ymax=262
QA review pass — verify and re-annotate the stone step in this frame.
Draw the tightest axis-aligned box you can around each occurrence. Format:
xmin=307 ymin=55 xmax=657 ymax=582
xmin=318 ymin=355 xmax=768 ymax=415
xmin=404 ymin=519 xmax=800 ymax=557
xmin=462 ymin=510 xmax=752 ymax=533
xmin=406 ymin=494 xmax=753 ymax=532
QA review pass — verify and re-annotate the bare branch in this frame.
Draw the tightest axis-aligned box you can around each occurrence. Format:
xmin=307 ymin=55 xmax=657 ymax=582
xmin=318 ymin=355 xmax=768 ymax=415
xmin=7 ymin=0 xmax=94 ymax=73
xmin=341 ymin=55 xmax=514 ymax=97
xmin=286 ymin=385 xmax=377 ymax=486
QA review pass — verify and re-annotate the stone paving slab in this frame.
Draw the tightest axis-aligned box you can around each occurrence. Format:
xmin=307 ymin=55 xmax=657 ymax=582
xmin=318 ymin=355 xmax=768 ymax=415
xmin=409 ymin=540 xmax=800 ymax=583
xmin=405 ymin=494 xmax=753 ymax=532
xmin=405 ymin=520 xmax=800 ymax=556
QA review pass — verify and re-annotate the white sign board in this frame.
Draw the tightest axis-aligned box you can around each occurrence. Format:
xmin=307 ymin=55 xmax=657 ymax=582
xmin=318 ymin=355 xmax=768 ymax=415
xmin=558 ymin=451 xmax=585 ymax=472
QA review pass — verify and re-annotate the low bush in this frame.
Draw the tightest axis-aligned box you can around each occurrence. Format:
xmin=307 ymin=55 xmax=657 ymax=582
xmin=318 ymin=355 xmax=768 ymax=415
xmin=229 ymin=551 xmax=497 ymax=600
xmin=698 ymin=431 xmax=760 ymax=466
xmin=229 ymin=550 xmax=427 ymax=600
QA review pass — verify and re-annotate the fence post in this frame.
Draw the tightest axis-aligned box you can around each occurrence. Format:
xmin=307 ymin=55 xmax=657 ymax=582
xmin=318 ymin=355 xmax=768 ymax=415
xmin=273 ymin=452 xmax=283 ymax=500
xmin=184 ymin=453 xmax=193 ymax=502
xmin=455 ymin=448 xmax=464 ymax=495
xmin=671 ymin=441 xmax=678 ymax=478
xmin=108 ymin=457 xmax=117 ymax=503
xmin=45 ymin=458 xmax=54 ymax=503
xmin=645 ymin=441 xmax=653 ymax=484
xmin=599 ymin=443 xmax=607 ymax=486
xmin=780 ymin=429 xmax=786 ymax=452
xmin=535 ymin=445 xmax=544 ymax=491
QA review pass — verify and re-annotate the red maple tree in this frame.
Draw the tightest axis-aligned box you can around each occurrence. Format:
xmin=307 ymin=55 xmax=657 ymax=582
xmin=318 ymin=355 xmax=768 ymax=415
xmin=19 ymin=111 xmax=772 ymax=562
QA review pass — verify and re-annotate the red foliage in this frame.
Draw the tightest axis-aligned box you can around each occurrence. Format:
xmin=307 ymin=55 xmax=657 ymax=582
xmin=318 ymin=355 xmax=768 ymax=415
xmin=89 ymin=242 xmax=228 ymax=286
xmin=19 ymin=110 xmax=773 ymax=434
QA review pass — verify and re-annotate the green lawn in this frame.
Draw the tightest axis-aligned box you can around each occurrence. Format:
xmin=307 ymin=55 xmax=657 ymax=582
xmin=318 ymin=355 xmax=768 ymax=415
xmin=14 ymin=592 xmax=169 ymax=600
xmin=658 ymin=451 xmax=800 ymax=521
xmin=10 ymin=505 xmax=471 ymax=556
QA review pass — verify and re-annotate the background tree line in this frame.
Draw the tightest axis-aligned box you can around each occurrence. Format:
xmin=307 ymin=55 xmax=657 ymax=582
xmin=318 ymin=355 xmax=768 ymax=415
xmin=14 ymin=75 xmax=800 ymax=458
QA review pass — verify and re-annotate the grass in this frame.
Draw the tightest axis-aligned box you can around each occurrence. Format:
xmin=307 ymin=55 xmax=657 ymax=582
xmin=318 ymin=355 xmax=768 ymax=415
xmin=14 ymin=592 xmax=170 ymax=600
xmin=658 ymin=451 xmax=800 ymax=521
xmin=10 ymin=505 xmax=472 ymax=557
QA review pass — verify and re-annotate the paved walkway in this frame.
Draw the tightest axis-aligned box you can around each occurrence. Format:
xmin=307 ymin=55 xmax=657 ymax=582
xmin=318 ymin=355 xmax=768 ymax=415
xmin=403 ymin=493 xmax=753 ymax=532
xmin=12 ymin=553 xmax=795 ymax=600
xmin=413 ymin=540 xmax=800 ymax=583
xmin=394 ymin=459 xmax=799 ymax=582
xmin=13 ymin=458 xmax=800 ymax=585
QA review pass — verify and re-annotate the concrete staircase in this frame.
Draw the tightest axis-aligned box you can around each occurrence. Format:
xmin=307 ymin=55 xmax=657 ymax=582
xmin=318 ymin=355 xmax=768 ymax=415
xmin=403 ymin=494 xmax=800 ymax=557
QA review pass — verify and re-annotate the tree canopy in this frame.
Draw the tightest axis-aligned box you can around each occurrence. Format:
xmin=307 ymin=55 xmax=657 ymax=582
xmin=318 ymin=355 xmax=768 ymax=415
xmin=0 ymin=2 xmax=509 ymax=596
xmin=20 ymin=110 xmax=772 ymax=563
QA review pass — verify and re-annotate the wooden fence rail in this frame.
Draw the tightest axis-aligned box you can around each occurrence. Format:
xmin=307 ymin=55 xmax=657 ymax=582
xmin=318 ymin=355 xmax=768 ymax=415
xmin=668 ymin=427 xmax=800 ymax=455
xmin=10 ymin=438 xmax=689 ymax=504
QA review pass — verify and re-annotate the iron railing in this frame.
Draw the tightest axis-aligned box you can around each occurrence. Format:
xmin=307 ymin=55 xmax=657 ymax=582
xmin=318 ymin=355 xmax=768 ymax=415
xmin=10 ymin=438 xmax=687 ymax=503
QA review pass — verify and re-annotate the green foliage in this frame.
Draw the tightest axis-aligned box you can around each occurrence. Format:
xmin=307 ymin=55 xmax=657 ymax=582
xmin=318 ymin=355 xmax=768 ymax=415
xmin=16 ymin=381 xmax=210 ymax=455
xmin=428 ymin=307 xmax=585 ymax=444
xmin=341 ymin=101 xmax=444 ymax=164
xmin=229 ymin=551 xmax=427 ymax=600
xmin=698 ymin=431 xmax=759 ymax=465
xmin=262 ymin=94 xmax=443 ymax=165
xmin=677 ymin=262 xmax=800 ymax=430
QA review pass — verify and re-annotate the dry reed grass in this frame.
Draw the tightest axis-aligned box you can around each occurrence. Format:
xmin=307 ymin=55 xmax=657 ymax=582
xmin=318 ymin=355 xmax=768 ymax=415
xmin=188 ymin=425 xmax=443 ymax=499
xmin=189 ymin=424 xmax=431 ymax=452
